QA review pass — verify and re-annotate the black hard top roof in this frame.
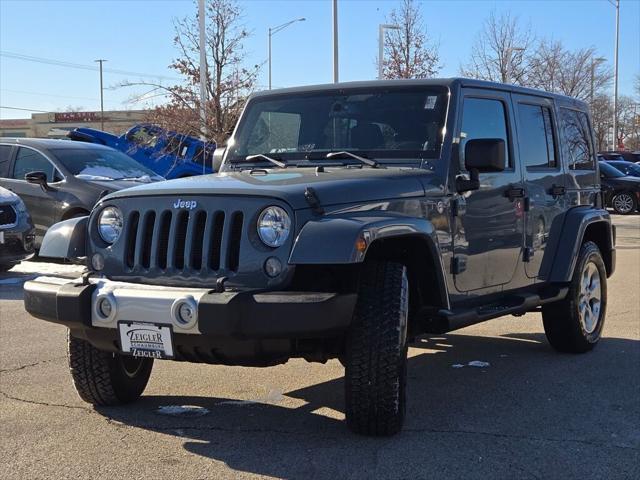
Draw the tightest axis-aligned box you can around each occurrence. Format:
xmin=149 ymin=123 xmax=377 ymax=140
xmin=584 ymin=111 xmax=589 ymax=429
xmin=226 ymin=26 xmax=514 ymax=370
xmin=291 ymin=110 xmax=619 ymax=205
xmin=251 ymin=77 xmax=587 ymax=108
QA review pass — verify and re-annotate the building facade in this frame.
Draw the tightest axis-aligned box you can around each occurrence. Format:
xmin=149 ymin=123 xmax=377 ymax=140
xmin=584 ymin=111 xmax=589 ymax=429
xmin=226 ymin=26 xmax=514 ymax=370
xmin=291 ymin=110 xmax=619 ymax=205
xmin=0 ymin=110 xmax=147 ymax=138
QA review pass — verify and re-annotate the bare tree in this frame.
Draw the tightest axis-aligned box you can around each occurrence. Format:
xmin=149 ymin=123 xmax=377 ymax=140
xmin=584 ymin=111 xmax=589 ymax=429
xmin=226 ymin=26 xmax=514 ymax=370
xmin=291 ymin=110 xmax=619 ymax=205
xmin=460 ymin=11 xmax=533 ymax=84
xmin=527 ymin=40 xmax=612 ymax=102
xmin=124 ymin=0 xmax=259 ymax=144
xmin=617 ymin=95 xmax=640 ymax=150
xmin=590 ymin=94 xmax=612 ymax=152
xmin=380 ymin=0 xmax=440 ymax=79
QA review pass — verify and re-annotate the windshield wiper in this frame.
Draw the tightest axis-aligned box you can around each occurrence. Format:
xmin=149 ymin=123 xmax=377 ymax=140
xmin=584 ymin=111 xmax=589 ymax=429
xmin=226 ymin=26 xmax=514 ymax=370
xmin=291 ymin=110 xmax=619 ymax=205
xmin=325 ymin=151 xmax=379 ymax=168
xmin=245 ymin=154 xmax=287 ymax=168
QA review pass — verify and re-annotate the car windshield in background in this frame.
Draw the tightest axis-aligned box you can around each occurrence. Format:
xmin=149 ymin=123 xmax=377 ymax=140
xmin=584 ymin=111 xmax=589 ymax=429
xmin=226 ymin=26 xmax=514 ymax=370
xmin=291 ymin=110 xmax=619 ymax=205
xmin=599 ymin=161 xmax=625 ymax=178
xmin=51 ymin=148 xmax=163 ymax=181
xmin=227 ymin=87 xmax=449 ymax=163
xmin=609 ymin=161 xmax=640 ymax=176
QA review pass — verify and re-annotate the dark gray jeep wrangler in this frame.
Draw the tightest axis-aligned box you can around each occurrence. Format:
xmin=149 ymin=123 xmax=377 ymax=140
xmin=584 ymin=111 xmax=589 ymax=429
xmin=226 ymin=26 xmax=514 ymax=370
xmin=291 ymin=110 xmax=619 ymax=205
xmin=24 ymin=79 xmax=615 ymax=436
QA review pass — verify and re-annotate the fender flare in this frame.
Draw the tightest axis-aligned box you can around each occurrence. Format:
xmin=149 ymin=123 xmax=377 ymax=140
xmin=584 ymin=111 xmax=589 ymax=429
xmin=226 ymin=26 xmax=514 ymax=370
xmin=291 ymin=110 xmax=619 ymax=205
xmin=289 ymin=214 xmax=449 ymax=308
xmin=38 ymin=216 xmax=87 ymax=260
xmin=543 ymin=207 xmax=615 ymax=282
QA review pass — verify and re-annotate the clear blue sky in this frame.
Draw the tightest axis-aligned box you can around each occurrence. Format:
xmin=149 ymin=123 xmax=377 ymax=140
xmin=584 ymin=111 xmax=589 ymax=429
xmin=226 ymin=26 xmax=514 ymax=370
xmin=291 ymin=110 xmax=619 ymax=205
xmin=1 ymin=0 xmax=638 ymax=119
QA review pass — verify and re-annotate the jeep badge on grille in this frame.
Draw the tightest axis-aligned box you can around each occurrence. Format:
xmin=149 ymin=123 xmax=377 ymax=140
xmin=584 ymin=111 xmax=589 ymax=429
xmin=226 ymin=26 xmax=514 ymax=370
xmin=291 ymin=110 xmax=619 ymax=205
xmin=173 ymin=199 xmax=197 ymax=210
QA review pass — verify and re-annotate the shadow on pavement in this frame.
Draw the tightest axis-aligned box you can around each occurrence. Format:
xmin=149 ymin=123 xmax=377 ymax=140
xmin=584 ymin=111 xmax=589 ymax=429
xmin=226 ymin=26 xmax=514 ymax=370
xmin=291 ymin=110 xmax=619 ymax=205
xmin=96 ymin=333 xmax=640 ymax=479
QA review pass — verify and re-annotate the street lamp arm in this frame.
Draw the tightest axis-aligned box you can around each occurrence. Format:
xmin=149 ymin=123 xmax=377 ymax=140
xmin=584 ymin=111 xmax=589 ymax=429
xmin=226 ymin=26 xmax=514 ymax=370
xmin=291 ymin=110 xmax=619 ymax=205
xmin=271 ymin=18 xmax=305 ymax=36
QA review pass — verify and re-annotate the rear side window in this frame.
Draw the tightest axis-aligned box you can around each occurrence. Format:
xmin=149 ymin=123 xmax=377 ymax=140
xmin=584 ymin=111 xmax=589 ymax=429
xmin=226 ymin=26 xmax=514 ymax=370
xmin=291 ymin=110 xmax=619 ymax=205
xmin=560 ymin=108 xmax=594 ymax=170
xmin=12 ymin=147 xmax=57 ymax=181
xmin=460 ymin=98 xmax=510 ymax=168
xmin=517 ymin=104 xmax=557 ymax=168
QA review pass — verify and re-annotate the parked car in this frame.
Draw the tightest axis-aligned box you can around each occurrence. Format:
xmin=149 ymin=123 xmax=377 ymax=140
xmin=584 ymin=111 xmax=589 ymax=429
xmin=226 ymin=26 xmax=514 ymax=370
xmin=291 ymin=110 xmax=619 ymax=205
xmin=68 ymin=124 xmax=216 ymax=179
xmin=598 ymin=160 xmax=640 ymax=214
xmin=603 ymin=160 xmax=640 ymax=178
xmin=24 ymin=78 xmax=615 ymax=436
xmin=599 ymin=150 xmax=640 ymax=162
xmin=0 ymin=186 xmax=35 ymax=271
xmin=0 ymin=139 xmax=164 ymax=246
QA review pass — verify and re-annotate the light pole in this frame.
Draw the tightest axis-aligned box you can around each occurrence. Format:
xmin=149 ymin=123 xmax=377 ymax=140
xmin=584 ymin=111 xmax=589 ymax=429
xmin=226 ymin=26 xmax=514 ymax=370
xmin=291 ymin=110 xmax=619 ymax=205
xmin=378 ymin=24 xmax=400 ymax=80
xmin=590 ymin=56 xmax=606 ymax=107
xmin=609 ymin=0 xmax=620 ymax=150
xmin=198 ymin=0 xmax=208 ymax=141
xmin=268 ymin=17 xmax=306 ymax=90
xmin=94 ymin=59 xmax=107 ymax=130
xmin=505 ymin=47 xmax=525 ymax=84
xmin=332 ymin=0 xmax=339 ymax=83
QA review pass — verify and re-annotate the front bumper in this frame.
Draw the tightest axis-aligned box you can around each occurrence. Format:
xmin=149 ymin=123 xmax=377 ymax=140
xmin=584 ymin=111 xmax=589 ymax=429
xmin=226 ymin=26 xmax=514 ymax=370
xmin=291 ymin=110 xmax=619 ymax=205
xmin=0 ymin=226 xmax=35 ymax=264
xmin=23 ymin=276 xmax=357 ymax=364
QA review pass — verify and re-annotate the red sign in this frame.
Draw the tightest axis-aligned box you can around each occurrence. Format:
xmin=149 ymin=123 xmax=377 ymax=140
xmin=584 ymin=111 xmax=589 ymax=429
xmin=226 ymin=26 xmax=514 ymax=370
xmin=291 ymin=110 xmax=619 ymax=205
xmin=54 ymin=112 xmax=104 ymax=123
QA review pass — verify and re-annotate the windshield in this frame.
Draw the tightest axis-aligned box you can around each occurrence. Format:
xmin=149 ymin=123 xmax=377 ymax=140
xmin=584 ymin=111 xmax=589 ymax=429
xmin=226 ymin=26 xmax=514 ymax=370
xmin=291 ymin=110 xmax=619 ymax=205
xmin=227 ymin=86 xmax=449 ymax=163
xmin=51 ymin=148 xmax=163 ymax=181
xmin=599 ymin=161 xmax=625 ymax=178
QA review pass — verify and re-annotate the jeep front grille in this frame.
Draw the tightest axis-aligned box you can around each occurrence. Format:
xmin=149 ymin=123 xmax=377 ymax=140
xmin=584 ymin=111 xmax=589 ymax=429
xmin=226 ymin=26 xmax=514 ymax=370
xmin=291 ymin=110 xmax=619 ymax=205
xmin=122 ymin=208 xmax=244 ymax=274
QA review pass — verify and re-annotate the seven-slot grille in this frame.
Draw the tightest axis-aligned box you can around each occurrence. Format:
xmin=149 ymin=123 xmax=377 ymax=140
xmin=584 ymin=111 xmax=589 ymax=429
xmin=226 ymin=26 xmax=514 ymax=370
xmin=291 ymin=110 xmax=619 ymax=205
xmin=0 ymin=204 xmax=17 ymax=227
xmin=122 ymin=208 xmax=244 ymax=274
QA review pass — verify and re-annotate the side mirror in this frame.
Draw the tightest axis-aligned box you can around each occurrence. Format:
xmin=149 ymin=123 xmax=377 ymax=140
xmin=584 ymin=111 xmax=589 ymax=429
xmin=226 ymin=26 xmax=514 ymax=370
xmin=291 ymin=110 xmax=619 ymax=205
xmin=25 ymin=171 xmax=53 ymax=191
xmin=213 ymin=146 xmax=226 ymax=172
xmin=464 ymin=138 xmax=506 ymax=173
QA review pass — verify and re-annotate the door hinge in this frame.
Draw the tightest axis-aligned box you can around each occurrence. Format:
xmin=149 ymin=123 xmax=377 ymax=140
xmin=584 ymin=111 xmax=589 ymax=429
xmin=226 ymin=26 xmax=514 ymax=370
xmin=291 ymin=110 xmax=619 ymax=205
xmin=452 ymin=197 xmax=466 ymax=217
xmin=451 ymin=256 xmax=467 ymax=275
xmin=523 ymin=247 xmax=534 ymax=262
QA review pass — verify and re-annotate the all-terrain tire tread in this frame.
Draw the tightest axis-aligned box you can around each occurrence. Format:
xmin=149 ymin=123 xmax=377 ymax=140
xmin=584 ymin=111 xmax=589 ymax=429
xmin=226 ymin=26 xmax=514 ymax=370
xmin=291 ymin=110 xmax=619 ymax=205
xmin=345 ymin=261 xmax=408 ymax=436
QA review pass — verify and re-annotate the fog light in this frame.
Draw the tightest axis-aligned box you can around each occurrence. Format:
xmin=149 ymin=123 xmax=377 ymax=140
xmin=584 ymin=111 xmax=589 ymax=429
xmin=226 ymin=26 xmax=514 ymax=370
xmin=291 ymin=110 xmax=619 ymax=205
xmin=171 ymin=296 xmax=198 ymax=329
xmin=264 ymin=256 xmax=282 ymax=278
xmin=178 ymin=303 xmax=194 ymax=324
xmin=91 ymin=253 xmax=104 ymax=271
xmin=97 ymin=297 xmax=113 ymax=319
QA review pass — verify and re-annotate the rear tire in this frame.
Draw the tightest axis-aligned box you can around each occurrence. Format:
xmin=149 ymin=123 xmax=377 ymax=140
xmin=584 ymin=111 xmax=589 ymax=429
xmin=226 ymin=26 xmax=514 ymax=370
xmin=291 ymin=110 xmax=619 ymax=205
xmin=68 ymin=332 xmax=153 ymax=406
xmin=345 ymin=261 xmax=409 ymax=436
xmin=611 ymin=191 xmax=637 ymax=215
xmin=542 ymin=241 xmax=607 ymax=353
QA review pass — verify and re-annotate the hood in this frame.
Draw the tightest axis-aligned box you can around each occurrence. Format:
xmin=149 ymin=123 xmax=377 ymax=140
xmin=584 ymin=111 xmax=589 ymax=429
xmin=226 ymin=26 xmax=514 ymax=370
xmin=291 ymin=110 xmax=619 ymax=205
xmin=103 ymin=167 xmax=442 ymax=209
xmin=86 ymin=178 xmax=162 ymax=192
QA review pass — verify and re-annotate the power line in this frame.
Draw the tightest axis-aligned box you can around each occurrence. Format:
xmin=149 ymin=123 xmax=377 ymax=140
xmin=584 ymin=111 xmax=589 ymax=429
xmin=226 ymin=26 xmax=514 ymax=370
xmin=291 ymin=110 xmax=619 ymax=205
xmin=0 ymin=106 xmax=49 ymax=113
xmin=0 ymin=51 xmax=181 ymax=82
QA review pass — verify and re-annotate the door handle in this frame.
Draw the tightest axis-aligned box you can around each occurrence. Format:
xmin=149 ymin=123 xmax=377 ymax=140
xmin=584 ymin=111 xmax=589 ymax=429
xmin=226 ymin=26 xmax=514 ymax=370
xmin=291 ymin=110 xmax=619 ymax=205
xmin=549 ymin=184 xmax=566 ymax=196
xmin=505 ymin=186 xmax=525 ymax=200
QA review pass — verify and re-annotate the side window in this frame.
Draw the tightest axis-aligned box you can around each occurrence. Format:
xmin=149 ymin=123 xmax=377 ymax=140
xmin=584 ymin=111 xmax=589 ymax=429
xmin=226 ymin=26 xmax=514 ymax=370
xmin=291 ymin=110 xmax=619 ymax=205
xmin=12 ymin=147 xmax=56 ymax=181
xmin=560 ymin=108 xmax=594 ymax=170
xmin=0 ymin=145 xmax=13 ymax=177
xmin=460 ymin=97 xmax=510 ymax=168
xmin=517 ymin=104 xmax=557 ymax=169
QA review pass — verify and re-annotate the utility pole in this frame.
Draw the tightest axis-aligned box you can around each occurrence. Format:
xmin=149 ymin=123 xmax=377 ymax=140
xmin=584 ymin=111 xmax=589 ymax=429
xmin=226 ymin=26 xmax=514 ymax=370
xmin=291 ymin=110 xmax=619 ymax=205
xmin=332 ymin=0 xmax=339 ymax=83
xmin=198 ymin=0 xmax=208 ymax=141
xmin=611 ymin=0 xmax=620 ymax=150
xmin=94 ymin=59 xmax=106 ymax=130
xmin=378 ymin=24 xmax=400 ymax=80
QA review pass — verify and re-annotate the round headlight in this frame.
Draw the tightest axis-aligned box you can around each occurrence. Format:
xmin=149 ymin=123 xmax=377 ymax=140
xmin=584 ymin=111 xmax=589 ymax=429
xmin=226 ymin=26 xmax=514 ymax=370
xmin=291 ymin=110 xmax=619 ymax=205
xmin=257 ymin=206 xmax=291 ymax=248
xmin=98 ymin=206 xmax=123 ymax=244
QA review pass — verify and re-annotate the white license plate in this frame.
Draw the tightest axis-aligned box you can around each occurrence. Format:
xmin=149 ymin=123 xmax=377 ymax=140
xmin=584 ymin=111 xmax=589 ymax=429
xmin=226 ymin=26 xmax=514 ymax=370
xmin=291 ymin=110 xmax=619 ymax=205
xmin=0 ymin=231 xmax=4 ymax=244
xmin=118 ymin=322 xmax=174 ymax=359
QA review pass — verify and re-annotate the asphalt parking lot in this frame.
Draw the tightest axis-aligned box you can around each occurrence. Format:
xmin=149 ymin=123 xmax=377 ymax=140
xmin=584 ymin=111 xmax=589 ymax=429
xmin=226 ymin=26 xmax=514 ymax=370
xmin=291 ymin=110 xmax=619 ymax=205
xmin=1 ymin=215 xmax=638 ymax=480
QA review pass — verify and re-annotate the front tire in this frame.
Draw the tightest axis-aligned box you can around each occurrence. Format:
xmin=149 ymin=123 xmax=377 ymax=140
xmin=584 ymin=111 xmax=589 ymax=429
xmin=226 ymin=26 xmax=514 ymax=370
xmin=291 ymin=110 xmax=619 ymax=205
xmin=345 ymin=261 xmax=409 ymax=436
xmin=611 ymin=191 xmax=637 ymax=215
xmin=542 ymin=241 xmax=607 ymax=353
xmin=68 ymin=332 xmax=153 ymax=406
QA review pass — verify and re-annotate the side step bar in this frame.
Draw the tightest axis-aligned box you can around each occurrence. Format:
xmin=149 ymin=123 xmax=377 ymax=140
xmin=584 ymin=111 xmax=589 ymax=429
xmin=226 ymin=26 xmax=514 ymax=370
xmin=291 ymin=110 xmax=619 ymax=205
xmin=423 ymin=285 xmax=569 ymax=334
